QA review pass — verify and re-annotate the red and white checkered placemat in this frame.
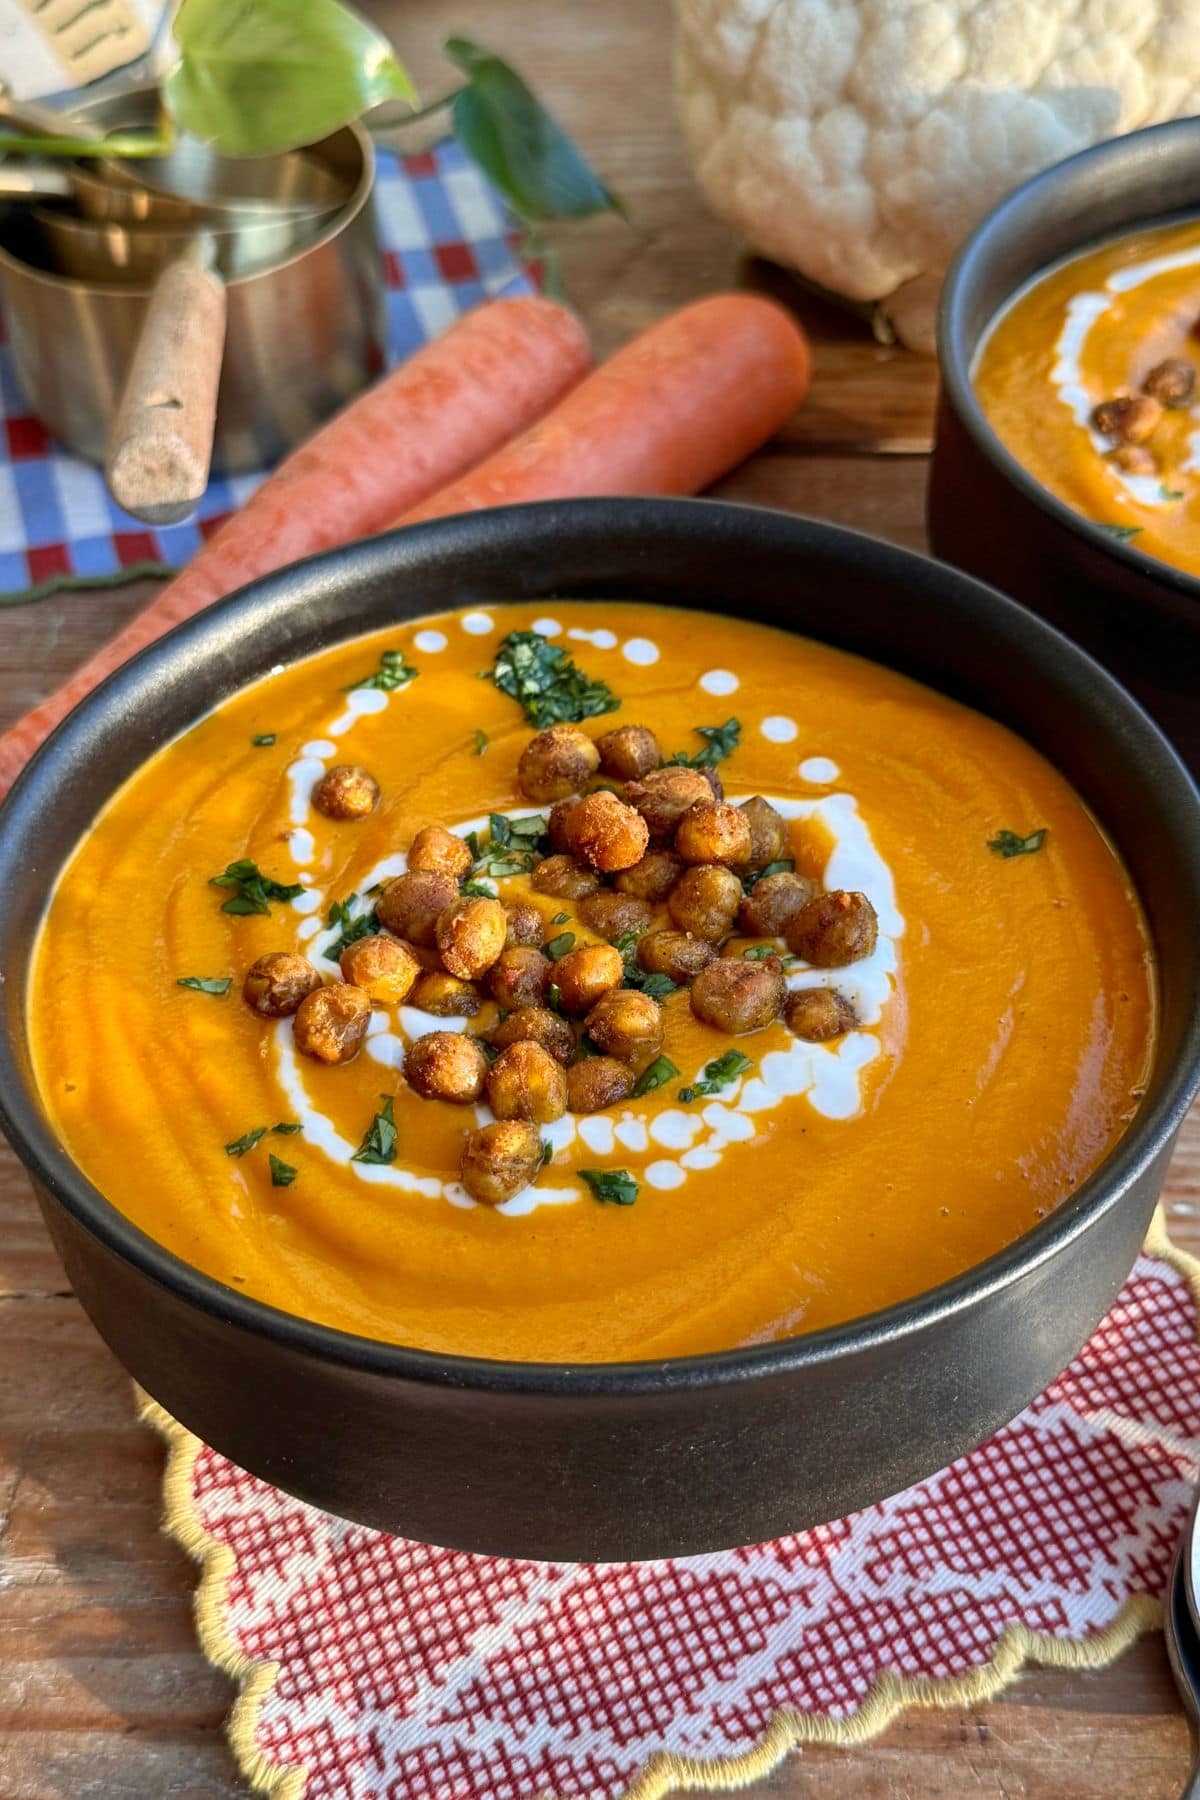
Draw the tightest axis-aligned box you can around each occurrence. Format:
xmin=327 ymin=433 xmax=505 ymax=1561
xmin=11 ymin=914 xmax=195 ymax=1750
xmin=140 ymin=1212 xmax=1200 ymax=1800
xmin=0 ymin=139 xmax=532 ymax=601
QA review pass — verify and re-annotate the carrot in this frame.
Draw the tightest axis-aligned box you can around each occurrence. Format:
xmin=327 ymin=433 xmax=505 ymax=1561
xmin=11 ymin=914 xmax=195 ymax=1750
xmin=397 ymin=294 xmax=810 ymax=526
xmin=0 ymin=295 xmax=589 ymax=799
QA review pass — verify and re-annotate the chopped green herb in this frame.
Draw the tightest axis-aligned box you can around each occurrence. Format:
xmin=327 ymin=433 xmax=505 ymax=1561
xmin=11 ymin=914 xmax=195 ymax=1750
xmin=210 ymin=859 xmax=304 ymax=917
xmin=632 ymin=1055 xmax=680 ymax=1098
xmin=476 ymin=1037 xmax=501 ymax=1065
xmin=630 ymin=971 xmax=678 ymax=1003
xmin=471 ymin=811 xmax=551 ymax=878
xmin=351 ymin=1095 xmax=398 ymax=1166
xmin=575 ymin=1033 xmax=602 ymax=1058
xmin=668 ymin=718 xmax=741 ymax=769
xmin=679 ymin=1049 xmax=754 ymax=1103
xmin=491 ymin=628 xmax=619 ymax=727
xmin=581 ymin=1168 xmax=638 ymax=1206
xmin=251 ymin=733 xmax=276 ymax=747
xmin=543 ymin=931 xmax=576 ymax=961
xmin=742 ymin=944 xmax=778 ymax=961
xmin=348 ymin=647 xmax=419 ymax=692
xmin=1162 ymin=487 xmax=1186 ymax=502
xmin=546 ymin=982 xmax=563 ymax=1012
xmin=272 ymin=1122 xmax=302 ymax=1136
xmin=460 ymin=879 xmax=498 ymax=899
xmin=177 ymin=975 xmax=232 ymax=996
xmin=324 ymin=895 xmax=381 ymax=963
xmin=465 ymin=829 xmax=482 ymax=860
xmin=474 ymin=728 xmax=489 ymax=755
xmin=551 ymin=911 xmax=570 ymax=926
xmin=365 ymin=882 xmax=383 ymax=898
xmin=268 ymin=1155 xmax=297 ymax=1188
xmin=987 ymin=827 xmax=1047 ymax=859
xmin=742 ymin=858 xmax=795 ymax=893
xmin=225 ymin=1126 xmax=268 ymax=1157
xmin=541 ymin=1139 xmax=554 ymax=1167
xmin=1100 ymin=523 xmax=1143 ymax=541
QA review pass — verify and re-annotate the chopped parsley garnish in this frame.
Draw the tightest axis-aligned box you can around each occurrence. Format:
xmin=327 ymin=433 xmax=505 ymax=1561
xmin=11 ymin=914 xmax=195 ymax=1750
xmin=987 ymin=827 xmax=1047 ymax=859
xmin=612 ymin=928 xmax=675 ymax=1000
xmin=272 ymin=1122 xmax=302 ymax=1136
xmin=742 ymin=944 xmax=779 ymax=961
xmin=351 ymin=1095 xmax=398 ymax=1166
xmin=251 ymin=733 xmax=276 ymax=747
xmin=668 ymin=718 xmax=741 ymax=769
xmin=582 ymin=1168 xmax=639 ymax=1206
xmin=324 ymin=895 xmax=381 ymax=963
xmin=491 ymin=629 xmax=619 ymax=728
xmin=225 ymin=1126 xmax=268 ymax=1157
xmin=348 ymin=647 xmax=418 ymax=692
xmin=543 ymin=931 xmax=576 ymax=961
xmin=741 ymin=858 xmax=795 ymax=893
xmin=541 ymin=1139 xmax=554 ymax=1167
xmin=575 ymin=1033 xmax=602 ymax=1058
xmin=1162 ymin=487 xmax=1186 ymax=502
xmin=471 ymin=812 xmax=551 ymax=878
xmin=550 ymin=911 xmax=570 ymax=926
xmin=476 ymin=1037 xmax=500 ymax=1065
xmin=460 ymin=879 xmax=498 ymax=899
xmin=1100 ymin=523 xmax=1142 ymax=541
xmin=177 ymin=975 xmax=232 ymax=996
xmin=474 ymin=728 xmax=489 ymax=755
xmin=679 ymin=1050 xmax=754 ymax=1103
xmin=546 ymin=982 xmax=563 ymax=1012
xmin=268 ymin=1155 xmax=297 ymax=1188
xmin=632 ymin=1055 xmax=680 ymax=1098
xmin=210 ymin=859 xmax=304 ymax=917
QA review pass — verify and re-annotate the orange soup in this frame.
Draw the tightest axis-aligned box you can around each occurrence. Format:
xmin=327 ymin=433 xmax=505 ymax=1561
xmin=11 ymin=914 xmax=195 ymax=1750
xmin=975 ymin=218 xmax=1200 ymax=577
xmin=28 ymin=602 xmax=1155 ymax=1361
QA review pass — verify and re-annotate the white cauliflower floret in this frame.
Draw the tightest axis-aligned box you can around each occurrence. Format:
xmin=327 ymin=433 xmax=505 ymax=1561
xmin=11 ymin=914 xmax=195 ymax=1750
xmin=674 ymin=0 xmax=1200 ymax=350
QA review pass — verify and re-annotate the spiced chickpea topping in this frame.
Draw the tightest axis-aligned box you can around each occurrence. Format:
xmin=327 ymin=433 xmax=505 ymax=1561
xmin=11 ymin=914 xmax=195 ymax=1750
xmin=738 ymin=871 xmax=816 ymax=938
xmin=489 ymin=1006 xmax=575 ymax=1064
xmin=668 ymin=863 xmax=742 ymax=941
xmin=737 ymin=796 xmax=788 ymax=871
xmin=674 ymin=799 xmax=753 ymax=867
xmin=1092 ymin=393 xmax=1162 ymax=444
xmin=584 ymin=989 xmax=664 ymax=1065
xmin=786 ymin=890 xmax=879 ymax=967
xmin=404 ymin=1030 xmax=489 ymax=1104
xmin=568 ymin=789 xmax=649 ymax=873
xmin=243 ymin=952 xmax=321 ymax=1018
xmin=614 ymin=847 xmax=682 ymax=903
xmin=1142 ymin=357 xmax=1195 ymax=407
xmin=594 ymin=723 xmax=660 ymax=781
xmin=407 ymin=825 xmax=472 ymax=880
xmin=1107 ymin=443 xmax=1157 ymax=476
xmin=293 ymin=983 xmax=371 ymax=1064
xmin=566 ymin=1056 xmax=635 ymax=1114
xmin=547 ymin=794 xmax=584 ymax=854
xmin=531 ymin=853 xmax=601 ymax=900
xmin=339 ymin=935 xmax=420 ymax=1005
xmin=625 ymin=766 xmax=714 ymax=837
xmin=460 ymin=1119 xmax=544 ymax=1205
xmin=488 ymin=946 xmax=551 ymax=1011
xmin=690 ymin=958 xmax=785 ymax=1035
xmin=311 ymin=764 xmax=379 ymax=821
xmin=486 ymin=1041 xmax=568 ymax=1124
xmin=580 ymin=889 xmax=654 ymax=942
xmin=436 ymin=896 xmax=508 ymax=981
xmin=553 ymin=943 xmax=624 ymax=1015
xmin=517 ymin=724 xmax=600 ymax=803
xmin=409 ymin=970 xmax=483 ymax=1017
xmin=504 ymin=901 xmax=545 ymax=947
xmin=786 ymin=988 xmax=857 ymax=1042
xmin=375 ymin=870 xmax=458 ymax=947
xmin=637 ymin=928 xmax=716 ymax=984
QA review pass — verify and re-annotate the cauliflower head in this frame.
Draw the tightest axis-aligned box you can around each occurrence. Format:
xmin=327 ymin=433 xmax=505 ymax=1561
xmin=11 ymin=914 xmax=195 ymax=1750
xmin=674 ymin=0 xmax=1200 ymax=350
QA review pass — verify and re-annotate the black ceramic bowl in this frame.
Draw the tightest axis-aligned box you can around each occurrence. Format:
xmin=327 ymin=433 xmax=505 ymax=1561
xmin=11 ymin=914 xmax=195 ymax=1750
xmin=1 ymin=499 xmax=1198 ymax=1562
xmin=930 ymin=117 xmax=1200 ymax=770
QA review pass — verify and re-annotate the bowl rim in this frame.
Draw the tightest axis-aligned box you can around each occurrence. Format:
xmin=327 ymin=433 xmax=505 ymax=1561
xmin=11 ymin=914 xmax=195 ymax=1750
xmin=3 ymin=495 xmax=1199 ymax=1397
xmin=937 ymin=113 xmax=1200 ymax=608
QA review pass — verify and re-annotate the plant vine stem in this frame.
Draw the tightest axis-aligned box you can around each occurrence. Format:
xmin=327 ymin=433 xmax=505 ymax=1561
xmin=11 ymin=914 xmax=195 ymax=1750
xmin=366 ymin=87 xmax=466 ymax=133
xmin=0 ymin=129 xmax=174 ymax=158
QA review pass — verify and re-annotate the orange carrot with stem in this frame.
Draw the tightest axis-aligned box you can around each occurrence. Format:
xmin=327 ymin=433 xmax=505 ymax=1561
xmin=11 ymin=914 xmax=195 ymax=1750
xmin=397 ymin=294 xmax=810 ymax=526
xmin=0 ymin=295 xmax=589 ymax=799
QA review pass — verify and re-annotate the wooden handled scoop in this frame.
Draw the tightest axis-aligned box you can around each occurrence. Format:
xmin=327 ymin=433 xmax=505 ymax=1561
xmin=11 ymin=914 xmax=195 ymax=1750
xmin=105 ymin=238 xmax=226 ymax=526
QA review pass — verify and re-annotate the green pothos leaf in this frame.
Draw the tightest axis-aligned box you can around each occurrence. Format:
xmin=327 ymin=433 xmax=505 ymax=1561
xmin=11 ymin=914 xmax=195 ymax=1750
xmin=164 ymin=0 xmax=416 ymax=156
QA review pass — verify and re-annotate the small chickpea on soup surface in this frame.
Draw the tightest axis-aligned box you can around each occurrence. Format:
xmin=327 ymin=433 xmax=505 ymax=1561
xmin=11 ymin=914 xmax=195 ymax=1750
xmin=975 ymin=216 xmax=1200 ymax=577
xmin=29 ymin=603 xmax=1154 ymax=1362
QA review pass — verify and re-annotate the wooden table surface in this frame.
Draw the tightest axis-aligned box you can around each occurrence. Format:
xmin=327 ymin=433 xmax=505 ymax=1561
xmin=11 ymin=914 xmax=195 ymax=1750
xmin=2 ymin=2 xmax=1199 ymax=1794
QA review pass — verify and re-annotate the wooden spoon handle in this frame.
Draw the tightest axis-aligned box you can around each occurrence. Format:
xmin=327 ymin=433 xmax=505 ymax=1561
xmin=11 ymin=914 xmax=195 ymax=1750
xmin=105 ymin=243 xmax=226 ymax=525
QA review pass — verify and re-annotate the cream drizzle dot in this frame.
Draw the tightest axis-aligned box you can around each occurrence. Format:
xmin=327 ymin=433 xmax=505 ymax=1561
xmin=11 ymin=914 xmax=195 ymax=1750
xmin=531 ymin=617 xmax=562 ymax=638
xmin=761 ymin=716 xmax=798 ymax=744
xmin=645 ymin=1160 xmax=687 ymax=1191
xmin=568 ymin=626 xmax=618 ymax=649
xmin=799 ymin=756 xmax=840 ymax=783
xmin=302 ymin=738 xmax=337 ymax=759
xmin=700 ymin=669 xmax=739 ymax=696
xmin=622 ymin=637 xmax=660 ymax=666
xmin=460 ymin=610 xmax=495 ymax=636
xmin=413 ymin=629 xmax=447 ymax=653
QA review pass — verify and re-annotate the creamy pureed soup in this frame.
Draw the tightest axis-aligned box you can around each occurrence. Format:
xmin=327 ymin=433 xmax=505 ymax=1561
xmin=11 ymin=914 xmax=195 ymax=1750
xmin=29 ymin=603 xmax=1155 ymax=1361
xmin=975 ymin=218 xmax=1200 ymax=576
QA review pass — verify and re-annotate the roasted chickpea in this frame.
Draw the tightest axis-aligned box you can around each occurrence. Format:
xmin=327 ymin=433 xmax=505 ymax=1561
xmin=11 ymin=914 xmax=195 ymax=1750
xmin=625 ymin=766 xmax=715 ymax=838
xmin=737 ymin=796 xmax=788 ymax=871
xmin=1092 ymin=393 xmax=1162 ymax=444
xmin=531 ymin=854 xmax=601 ymax=900
xmin=404 ymin=1030 xmax=489 ymax=1103
xmin=517 ymin=723 xmax=600 ymax=803
xmin=407 ymin=825 xmax=472 ymax=880
xmin=339 ymin=934 xmax=420 ymax=1005
xmin=293 ymin=982 xmax=371 ymax=1064
xmin=375 ymin=870 xmax=458 ymax=947
xmin=489 ymin=1005 xmax=574 ymax=1064
xmin=690 ymin=958 xmax=785 ymax=1035
xmin=553 ymin=943 xmax=624 ymax=1015
xmin=460 ymin=1119 xmax=543 ymax=1205
xmin=488 ymin=946 xmax=550 ymax=1011
xmin=566 ymin=1055 xmax=635 ymax=1114
xmin=614 ymin=847 xmax=683 ymax=903
xmin=409 ymin=970 xmax=483 ymax=1017
xmin=436 ymin=896 xmax=508 ymax=981
xmin=242 ymin=951 xmax=321 ymax=1018
xmin=637 ymin=928 xmax=717 ymax=984
xmin=486 ymin=1040 xmax=568 ymax=1124
xmin=568 ymin=790 xmax=649 ymax=873
xmin=547 ymin=794 xmax=584 ymax=854
xmin=675 ymin=800 xmax=753 ymax=866
xmin=594 ymin=723 xmax=660 ymax=780
xmin=585 ymin=989 xmax=664 ymax=1064
xmin=580 ymin=890 xmax=654 ymax=942
xmin=737 ymin=871 xmax=817 ymax=938
xmin=786 ymin=890 xmax=879 ymax=967
xmin=1142 ymin=357 xmax=1195 ymax=407
xmin=1108 ymin=443 xmax=1157 ymax=476
xmin=668 ymin=864 xmax=742 ymax=941
xmin=786 ymin=988 xmax=858 ymax=1041
xmin=504 ymin=901 xmax=545 ymax=947
xmin=311 ymin=763 xmax=379 ymax=821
